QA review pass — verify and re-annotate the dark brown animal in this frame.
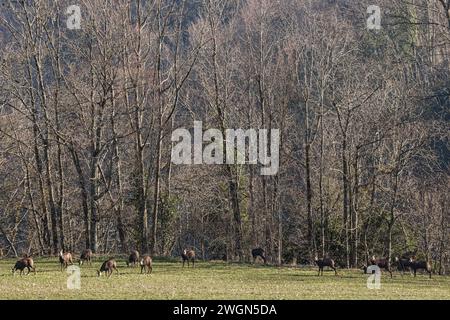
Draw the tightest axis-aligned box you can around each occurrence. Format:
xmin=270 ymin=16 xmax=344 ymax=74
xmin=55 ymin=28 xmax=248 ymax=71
xmin=314 ymin=255 xmax=337 ymax=276
xmin=395 ymin=256 xmax=412 ymax=275
xmin=409 ymin=258 xmax=432 ymax=278
xmin=363 ymin=256 xmax=392 ymax=278
xmin=251 ymin=248 xmax=267 ymax=264
xmin=12 ymin=257 xmax=36 ymax=276
xmin=59 ymin=250 xmax=73 ymax=271
xmin=97 ymin=258 xmax=119 ymax=278
xmin=182 ymin=249 xmax=195 ymax=268
xmin=79 ymin=249 xmax=93 ymax=266
xmin=126 ymin=250 xmax=140 ymax=267
xmin=140 ymin=255 xmax=153 ymax=274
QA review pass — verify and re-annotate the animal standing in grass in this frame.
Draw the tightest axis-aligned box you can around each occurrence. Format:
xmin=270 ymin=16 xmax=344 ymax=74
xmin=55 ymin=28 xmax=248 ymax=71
xmin=314 ymin=255 xmax=337 ymax=276
xmin=409 ymin=258 xmax=432 ymax=278
xmin=182 ymin=249 xmax=195 ymax=268
xmin=126 ymin=250 xmax=139 ymax=267
xmin=79 ymin=249 xmax=93 ymax=266
xmin=59 ymin=250 xmax=73 ymax=271
xmin=395 ymin=256 xmax=412 ymax=275
xmin=97 ymin=258 xmax=119 ymax=278
xmin=251 ymin=248 xmax=267 ymax=264
xmin=140 ymin=255 xmax=153 ymax=274
xmin=363 ymin=256 xmax=392 ymax=278
xmin=12 ymin=256 xmax=36 ymax=276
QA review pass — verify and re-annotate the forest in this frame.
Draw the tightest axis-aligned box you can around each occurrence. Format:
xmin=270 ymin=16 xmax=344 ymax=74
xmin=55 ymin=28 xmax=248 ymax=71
xmin=0 ymin=0 xmax=449 ymax=273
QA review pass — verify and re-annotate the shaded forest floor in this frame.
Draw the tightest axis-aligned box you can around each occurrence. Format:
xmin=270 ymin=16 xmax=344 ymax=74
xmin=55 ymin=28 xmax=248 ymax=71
xmin=0 ymin=258 xmax=448 ymax=300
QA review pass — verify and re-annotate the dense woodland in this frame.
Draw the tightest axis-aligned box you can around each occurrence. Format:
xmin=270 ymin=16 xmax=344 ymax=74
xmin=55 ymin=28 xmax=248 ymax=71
xmin=0 ymin=0 xmax=449 ymax=272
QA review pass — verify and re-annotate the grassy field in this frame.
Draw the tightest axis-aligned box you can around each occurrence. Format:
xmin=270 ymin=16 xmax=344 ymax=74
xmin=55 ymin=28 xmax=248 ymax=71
xmin=0 ymin=257 xmax=449 ymax=300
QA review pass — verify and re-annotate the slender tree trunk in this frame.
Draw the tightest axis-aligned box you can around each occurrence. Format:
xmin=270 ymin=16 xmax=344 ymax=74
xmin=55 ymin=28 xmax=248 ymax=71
xmin=319 ymin=119 xmax=325 ymax=258
xmin=131 ymin=0 xmax=149 ymax=255
xmin=149 ymin=6 xmax=164 ymax=255
xmin=111 ymin=87 xmax=127 ymax=253
xmin=249 ymin=164 xmax=256 ymax=247
xmin=342 ymin=135 xmax=350 ymax=268
xmin=136 ymin=134 xmax=148 ymax=253
xmin=22 ymin=149 xmax=45 ymax=254
xmin=69 ymin=146 xmax=91 ymax=250
xmin=438 ymin=197 xmax=447 ymax=275
xmin=305 ymin=141 xmax=315 ymax=261
xmin=56 ymin=139 xmax=65 ymax=251
xmin=43 ymin=143 xmax=59 ymax=254
xmin=89 ymin=156 xmax=99 ymax=253
xmin=387 ymin=173 xmax=399 ymax=265
xmin=353 ymin=149 xmax=360 ymax=268
xmin=30 ymin=109 xmax=51 ymax=252
xmin=150 ymin=126 xmax=162 ymax=255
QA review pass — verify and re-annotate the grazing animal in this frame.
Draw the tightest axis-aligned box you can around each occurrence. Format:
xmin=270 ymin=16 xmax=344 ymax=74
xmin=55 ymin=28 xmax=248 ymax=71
xmin=181 ymin=249 xmax=195 ymax=268
xmin=79 ymin=249 xmax=93 ymax=266
xmin=315 ymin=255 xmax=337 ymax=276
xmin=395 ymin=256 xmax=412 ymax=275
xmin=363 ymin=256 xmax=392 ymax=278
xmin=140 ymin=255 xmax=153 ymax=274
xmin=59 ymin=250 xmax=73 ymax=271
xmin=97 ymin=258 xmax=119 ymax=278
xmin=12 ymin=257 xmax=36 ymax=276
xmin=251 ymin=248 xmax=267 ymax=264
xmin=126 ymin=250 xmax=140 ymax=267
xmin=409 ymin=258 xmax=432 ymax=279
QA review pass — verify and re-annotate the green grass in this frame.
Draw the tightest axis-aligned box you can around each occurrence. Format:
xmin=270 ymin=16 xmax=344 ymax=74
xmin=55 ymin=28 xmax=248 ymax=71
xmin=0 ymin=257 xmax=449 ymax=300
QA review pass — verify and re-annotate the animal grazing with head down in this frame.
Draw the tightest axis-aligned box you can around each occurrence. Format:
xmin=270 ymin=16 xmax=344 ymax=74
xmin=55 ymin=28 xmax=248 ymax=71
xmin=126 ymin=250 xmax=140 ymax=267
xmin=97 ymin=258 xmax=119 ymax=278
xmin=12 ymin=256 xmax=36 ymax=276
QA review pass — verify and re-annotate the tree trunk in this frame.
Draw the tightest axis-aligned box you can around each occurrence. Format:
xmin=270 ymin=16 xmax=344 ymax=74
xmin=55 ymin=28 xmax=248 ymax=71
xmin=342 ymin=136 xmax=350 ymax=268
xmin=69 ymin=146 xmax=91 ymax=250
xmin=150 ymin=127 xmax=162 ymax=255
xmin=305 ymin=142 xmax=315 ymax=261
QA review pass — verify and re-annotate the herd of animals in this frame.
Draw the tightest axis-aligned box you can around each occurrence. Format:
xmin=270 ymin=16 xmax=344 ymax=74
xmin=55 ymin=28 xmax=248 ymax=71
xmin=10 ymin=248 xmax=195 ymax=277
xmin=251 ymin=248 xmax=432 ymax=278
xmin=9 ymin=247 xmax=433 ymax=279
